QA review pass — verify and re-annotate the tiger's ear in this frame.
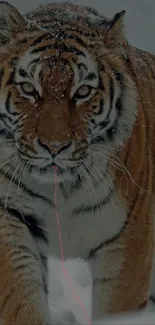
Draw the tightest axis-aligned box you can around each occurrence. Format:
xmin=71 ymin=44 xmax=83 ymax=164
xmin=0 ymin=1 xmax=27 ymax=45
xmin=104 ymin=10 xmax=126 ymax=47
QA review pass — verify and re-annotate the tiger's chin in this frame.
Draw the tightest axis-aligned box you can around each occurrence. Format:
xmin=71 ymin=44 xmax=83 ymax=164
xmin=32 ymin=164 xmax=74 ymax=184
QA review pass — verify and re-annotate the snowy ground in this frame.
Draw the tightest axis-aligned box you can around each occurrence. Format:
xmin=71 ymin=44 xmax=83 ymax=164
xmin=6 ymin=0 xmax=155 ymax=323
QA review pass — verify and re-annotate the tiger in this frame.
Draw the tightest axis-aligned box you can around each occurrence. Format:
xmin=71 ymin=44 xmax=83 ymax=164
xmin=0 ymin=0 xmax=155 ymax=324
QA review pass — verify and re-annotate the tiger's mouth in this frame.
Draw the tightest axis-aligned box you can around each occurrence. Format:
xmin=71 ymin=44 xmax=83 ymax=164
xmin=17 ymin=146 xmax=89 ymax=183
xmin=27 ymin=152 xmax=90 ymax=183
xmin=31 ymin=161 xmax=77 ymax=183
xmin=39 ymin=162 xmax=61 ymax=173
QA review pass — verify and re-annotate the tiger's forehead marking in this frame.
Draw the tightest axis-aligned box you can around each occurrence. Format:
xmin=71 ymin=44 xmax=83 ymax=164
xmin=15 ymin=44 xmax=99 ymax=96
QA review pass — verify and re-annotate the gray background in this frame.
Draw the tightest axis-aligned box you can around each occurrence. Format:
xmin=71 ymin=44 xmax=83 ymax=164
xmin=7 ymin=0 xmax=155 ymax=53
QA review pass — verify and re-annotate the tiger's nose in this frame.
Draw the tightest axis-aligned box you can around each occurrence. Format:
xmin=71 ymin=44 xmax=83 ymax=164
xmin=38 ymin=139 xmax=72 ymax=156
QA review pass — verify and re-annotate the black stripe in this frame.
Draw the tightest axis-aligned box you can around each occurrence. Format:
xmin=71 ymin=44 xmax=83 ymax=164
xmin=12 ymin=114 xmax=25 ymax=125
xmin=28 ymin=58 xmax=40 ymax=69
xmin=0 ymin=112 xmax=13 ymax=123
xmin=0 ymin=118 xmax=14 ymax=130
xmin=18 ymin=68 xmax=29 ymax=78
xmin=6 ymin=69 xmax=15 ymax=85
xmin=5 ymin=93 xmax=20 ymax=117
xmin=0 ymin=168 xmax=54 ymax=207
xmin=30 ymin=64 xmax=37 ymax=78
xmin=5 ymin=92 xmax=14 ymax=116
xmin=31 ymin=32 xmax=53 ymax=46
xmin=60 ymin=26 xmax=97 ymax=39
xmin=17 ymin=38 xmax=28 ymax=45
xmin=97 ymin=78 xmax=114 ymax=129
xmin=91 ymin=135 xmax=105 ymax=145
xmin=5 ymin=92 xmax=11 ymax=113
xmin=106 ymin=126 xmax=116 ymax=140
xmin=88 ymin=216 xmax=129 ymax=259
xmin=93 ymin=277 xmax=112 ymax=285
xmin=68 ymin=174 xmax=83 ymax=195
xmin=32 ymin=30 xmax=87 ymax=48
xmin=42 ymin=275 xmax=48 ymax=294
xmin=150 ymin=296 xmax=155 ymax=303
xmin=98 ymin=75 xmax=104 ymax=90
xmin=115 ymin=97 xmax=122 ymax=114
xmin=90 ymin=118 xmax=97 ymax=128
xmin=77 ymin=62 xmax=88 ymax=82
xmin=85 ymin=72 xmax=97 ymax=81
xmin=14 ymin=264 xmax=28 ymax=272
xmin=6 ymin=207 xmax=48 ymax=244
xmin=58 ymin=32 xmax=87 ymax=48
xmin=107 ymin=96 xmax=123 ymax=139
xmin=59 ymin=173 xmax=83 ymax=199
xmin=40 ymin=253 xmax=48 ymax=294
xmin=23 ymin=182 xmax=54 ymax=207
xmin=97 ymin=99 xmax=104 ymax=115
xmin=5 ymin=93 xmax=20 ymax=119
xmin=106 ymin=76 xmax=124 ymax=140
xmin=112 ymin=69 xmax=123 ymax=84
xmin=0 ymin=68 xmax=4 ymax=87
xmin=40 ymin=253 xmax=47 ymax=270
xmin=18 ymin=151 xmax=41 ymax=160
xmin=10 ymin=57 xmax=18 ymax=67
xmin=77 ymin=63 xmax=87 ymax=71
xmin=87 ymin=170 xmax=136 ymax=259
xmin=31 ymin=45 xmax=54 ymax=54
xmin=72 ymin=186 xmax=114 ymax=216
xmin=109 ymin=77 xmax=114 ymax=109
xmin=0 ymin=129 xmax=13 ymax=139
xmin=19 ymin=245 xmax=39 ymax=261
xmin=6 ymin=72 xmax=14 ymax=86
xmin=14 ymin=256 xmax=40 ymax=272
xmin=59 ymin=182 xmax=70 ymax=200
xmin=31 ymin=42 xmax=86 ymax=57
xmin=99 ymin=118 xmax=109 ymax=130
xmin=98 ymin=61 xmax=105 ymax=72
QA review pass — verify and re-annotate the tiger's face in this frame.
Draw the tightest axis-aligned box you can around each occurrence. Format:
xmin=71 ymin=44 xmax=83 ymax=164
xmin=0 ymin=4 xmax=136 ymax=183
xmin=1 ymin=43 xmax=101 ymax=182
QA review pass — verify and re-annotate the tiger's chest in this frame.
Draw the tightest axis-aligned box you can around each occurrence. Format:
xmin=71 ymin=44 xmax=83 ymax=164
xmin=35 ymin=184 xmax=128 ymax=260
xmin=0 ymin=174 xmax=127 ymax=260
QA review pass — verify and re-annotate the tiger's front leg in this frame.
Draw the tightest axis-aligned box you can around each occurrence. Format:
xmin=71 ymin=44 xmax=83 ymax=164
xmin=0 ymin=213 xmax=51 ymax=325
xmin=91 ymin=224 xmax=154 ymax=318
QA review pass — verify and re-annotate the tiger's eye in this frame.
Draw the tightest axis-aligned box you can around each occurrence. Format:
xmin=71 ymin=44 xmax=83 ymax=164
xmin=75 ymin=85 xmax=92 ymax=99
xmin=21 ymin=82 xmax=35 ymax=95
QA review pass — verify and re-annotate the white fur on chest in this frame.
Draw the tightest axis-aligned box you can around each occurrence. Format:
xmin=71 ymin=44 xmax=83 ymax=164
xmin=47 ymin=257 xmax=92 ymax=324
xmin=0 ymin=173 xmax=128 ymax=260
xmin=46 ymin=186 xmax=128 ymax=259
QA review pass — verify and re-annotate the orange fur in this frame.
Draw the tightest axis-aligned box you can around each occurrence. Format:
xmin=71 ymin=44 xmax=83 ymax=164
xmin=0 ymin=212 xmax=48 ymax=325
xmin=0 ymin=1 xmax=155 ymax=323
